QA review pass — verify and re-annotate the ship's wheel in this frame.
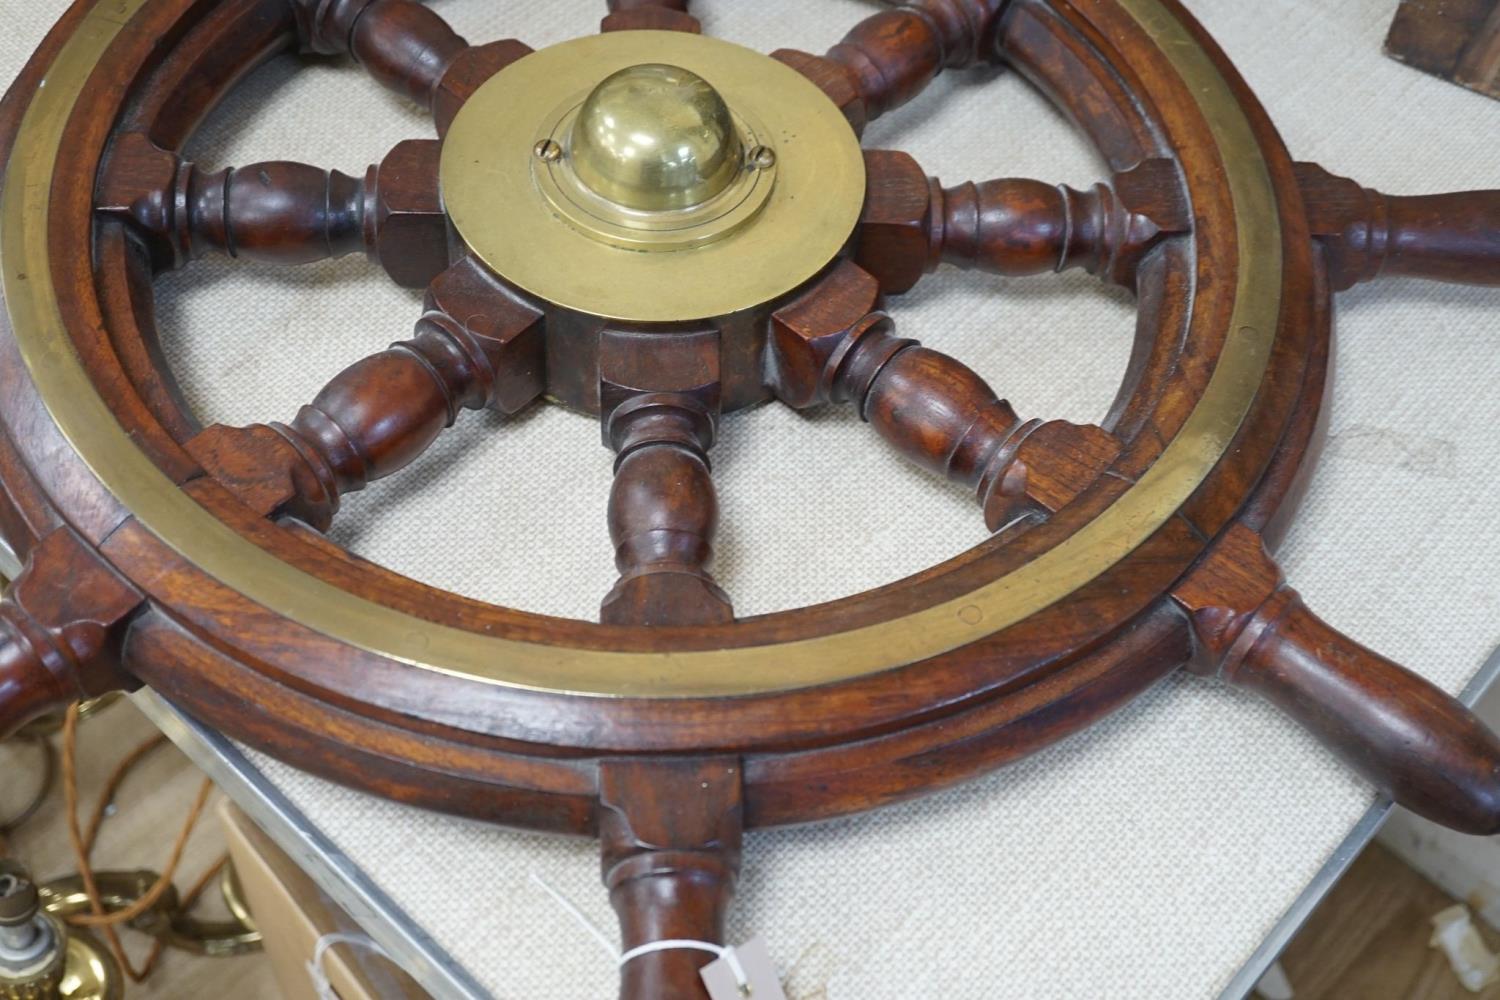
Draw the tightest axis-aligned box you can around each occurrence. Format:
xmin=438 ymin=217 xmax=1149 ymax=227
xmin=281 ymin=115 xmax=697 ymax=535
xmin=2 ymin=1 xmax=1498 ymax=997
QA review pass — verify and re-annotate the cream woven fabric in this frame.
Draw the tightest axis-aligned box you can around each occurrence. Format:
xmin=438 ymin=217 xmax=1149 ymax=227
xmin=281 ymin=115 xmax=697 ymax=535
xmin=3 ymin=1 xmax=1499 ymax=997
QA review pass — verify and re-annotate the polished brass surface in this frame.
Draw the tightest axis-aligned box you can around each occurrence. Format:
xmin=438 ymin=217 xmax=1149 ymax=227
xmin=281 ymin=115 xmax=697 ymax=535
xmin=0 ymin=869 xmax=138 ymax=1000
xmin=41 ymin=872 xmax=262 ymax=959
xmin=14 ymin=694 xmax=122 ymax=741
xmin=218 ymin=867 xmax=256 ymax=942
xmin=2 ymin=0 xmax=1282 ymax=697
xmin=569 ymin=64 xmax=743 ymax=211
xmin=54 ymin=934 xmax=121 ymax=1000
xmin=441 ymin=30 xmax=861 ymax=321
xmin=532 ymin=83 xmax=776 ymax=253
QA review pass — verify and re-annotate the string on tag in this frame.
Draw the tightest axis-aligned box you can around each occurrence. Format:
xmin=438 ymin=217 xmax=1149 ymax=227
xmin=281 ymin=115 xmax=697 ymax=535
xmin=529 ymin=872 xmax=750 ymax=991
xmin=306 ymin=931 xmax=391 ymax=1000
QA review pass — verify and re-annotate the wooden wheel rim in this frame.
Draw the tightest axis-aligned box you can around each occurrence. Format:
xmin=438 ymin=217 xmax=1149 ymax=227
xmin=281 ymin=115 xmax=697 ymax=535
xmin=0 ymin=0 xmax=1318 ymax=819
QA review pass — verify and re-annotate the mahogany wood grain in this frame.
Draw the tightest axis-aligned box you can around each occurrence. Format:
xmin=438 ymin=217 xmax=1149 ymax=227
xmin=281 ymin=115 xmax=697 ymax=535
xmin=4 ymin=3 xmax=1497 ymax=999
xmin=368 ymin=138 xmax=449 ymax=287
xmin=603 ymin=0 xmax=700 ymax=34
xmin=432 ymin=40 xmax=534 ymax=135
xmin=2 ymin=0 xmax=1290 ymax=768
xmin=97 ymin=132 xmax=447 ymax=287
xmin=857 ymin=150 xmax=1188 ymax=292
xmin=1297 ymin=162 xmax=1500 ymax=289
xmin=769 ymin=265 xmax=1120 ymax=528
xmin=1386 ymin=0 xmax=1500 ymax=102
xmin=0 ymin=529 xmax=142 ymax=737
xmin=188 ymin=264 xmax=543 ymax=529
xmin=599 ymin=329 xmax=732 ymax=626
xmin=289 ymin=0 xmax=468 ymax=111
xmin=774 ymin=0 xmax=1011 ymax=133
xmin=292 ymin=0 xmax=534 ymax=133
xmin=1176 ymin=524 xmax=1500 ymax=834
xmin=600 ymin=758 xmax=742 ymax=1000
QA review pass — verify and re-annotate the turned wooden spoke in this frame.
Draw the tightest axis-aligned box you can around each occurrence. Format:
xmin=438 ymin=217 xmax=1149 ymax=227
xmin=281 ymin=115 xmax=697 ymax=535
xmin=602 ymin=0 xmax=701 ymax=34
xmin=291 ymin=0 xmax=465 ymax=108
xmin=97 ymin=132 xmax=447 ymax=288
xmin=858 ymin=150 xmax=1189 ymax=293
xmin=599 ymin=328 xmax=732 ymax=626
xmin=773 ymin=0 xmax=1010 ymax=134
xmin=600 ymin=758 xmax=743 ymax=1000
xmin=1298 ymin=163 xmax=1500 ymax=290
xmin=1176 ymin=524 xmax=1500 ymax=834
xmin=187 ymin=258 xmax=544 ymax=530
xmin=769 ymin=261 xmax=1121 ymax=529
xmin=289 ymin=0 xmax=532 ymax=133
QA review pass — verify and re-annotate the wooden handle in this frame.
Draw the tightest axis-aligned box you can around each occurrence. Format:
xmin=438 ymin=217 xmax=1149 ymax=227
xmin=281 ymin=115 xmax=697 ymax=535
xmin=766 ymin=262 xmax=1119 ymax=528
xmin=0 ymin=531 xmax=142 ymax=738
xmin=188 ymin=260 xmax=545 ymax=529
xmin=1227 ymin=589 xmax=1500 ymax=834
xmin=1298 ymin=162 xmax=1500 ymax=289
xmin=97 ymin=134 xmax=448 ymax=286
xmin=187 ymin=161 xmax=370 ymax=265
xmin=1375 ymin=189 xmax=1500 ymax=286
xmin=600 ymin=759 xmax=742 ymax=1000
xmin=598 ymin=328 xmax=730 ymax=626
xmin=0 ymin=606 xmax=77 ymax=736
xmin=1177 ymin=524 xmax=1500 ymax=834
xmin=857 ymin=152 xmax=1187 ymax=294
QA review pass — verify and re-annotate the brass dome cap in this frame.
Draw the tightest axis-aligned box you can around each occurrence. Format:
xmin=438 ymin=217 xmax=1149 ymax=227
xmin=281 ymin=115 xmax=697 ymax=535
xmin=568 ymin=63 xmax=744 ymax=212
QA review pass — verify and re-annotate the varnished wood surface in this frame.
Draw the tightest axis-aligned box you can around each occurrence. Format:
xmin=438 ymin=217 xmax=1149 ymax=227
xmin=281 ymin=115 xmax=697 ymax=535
xmin=1297 ymin=162 xmax=1500 ymax=289
xmin=856 ymin=150 xmax=1188 ymax=293
xmin=775 ymin=0 xmax=1009 ymax=133
xmin=1174 ymin=525 xmax=1500 ymax=835
xmin=600 ymin=758 xmax=741 ymax=1000
xmin=602 ymin=0 xmax=701 ymax=34
xmin=1386 ymin=0 xmax=1500 ymax=103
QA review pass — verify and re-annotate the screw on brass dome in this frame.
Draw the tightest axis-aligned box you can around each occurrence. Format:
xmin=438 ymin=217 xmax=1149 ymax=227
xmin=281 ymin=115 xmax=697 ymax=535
xmin=568 ymin=63 xmax=744 ymax=212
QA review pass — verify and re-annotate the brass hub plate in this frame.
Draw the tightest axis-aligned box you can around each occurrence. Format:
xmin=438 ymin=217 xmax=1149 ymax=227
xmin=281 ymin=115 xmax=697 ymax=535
xmin=440 ymin=31 xmax=867 ymax=323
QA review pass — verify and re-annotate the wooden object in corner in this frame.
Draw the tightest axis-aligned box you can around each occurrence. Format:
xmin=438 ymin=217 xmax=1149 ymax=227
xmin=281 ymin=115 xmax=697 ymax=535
xmin=1386 ymin=0 xmax=1500 ymax=102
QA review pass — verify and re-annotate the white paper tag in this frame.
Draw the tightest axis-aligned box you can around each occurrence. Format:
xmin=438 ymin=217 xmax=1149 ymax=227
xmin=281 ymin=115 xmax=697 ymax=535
xmin=700 ymin=936 xmax=787 ymax=1000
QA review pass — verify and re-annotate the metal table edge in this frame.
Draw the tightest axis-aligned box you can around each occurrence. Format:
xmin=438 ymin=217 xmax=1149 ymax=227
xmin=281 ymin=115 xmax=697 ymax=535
xmin=132 ymin=689 xmax=489 ymax=1000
